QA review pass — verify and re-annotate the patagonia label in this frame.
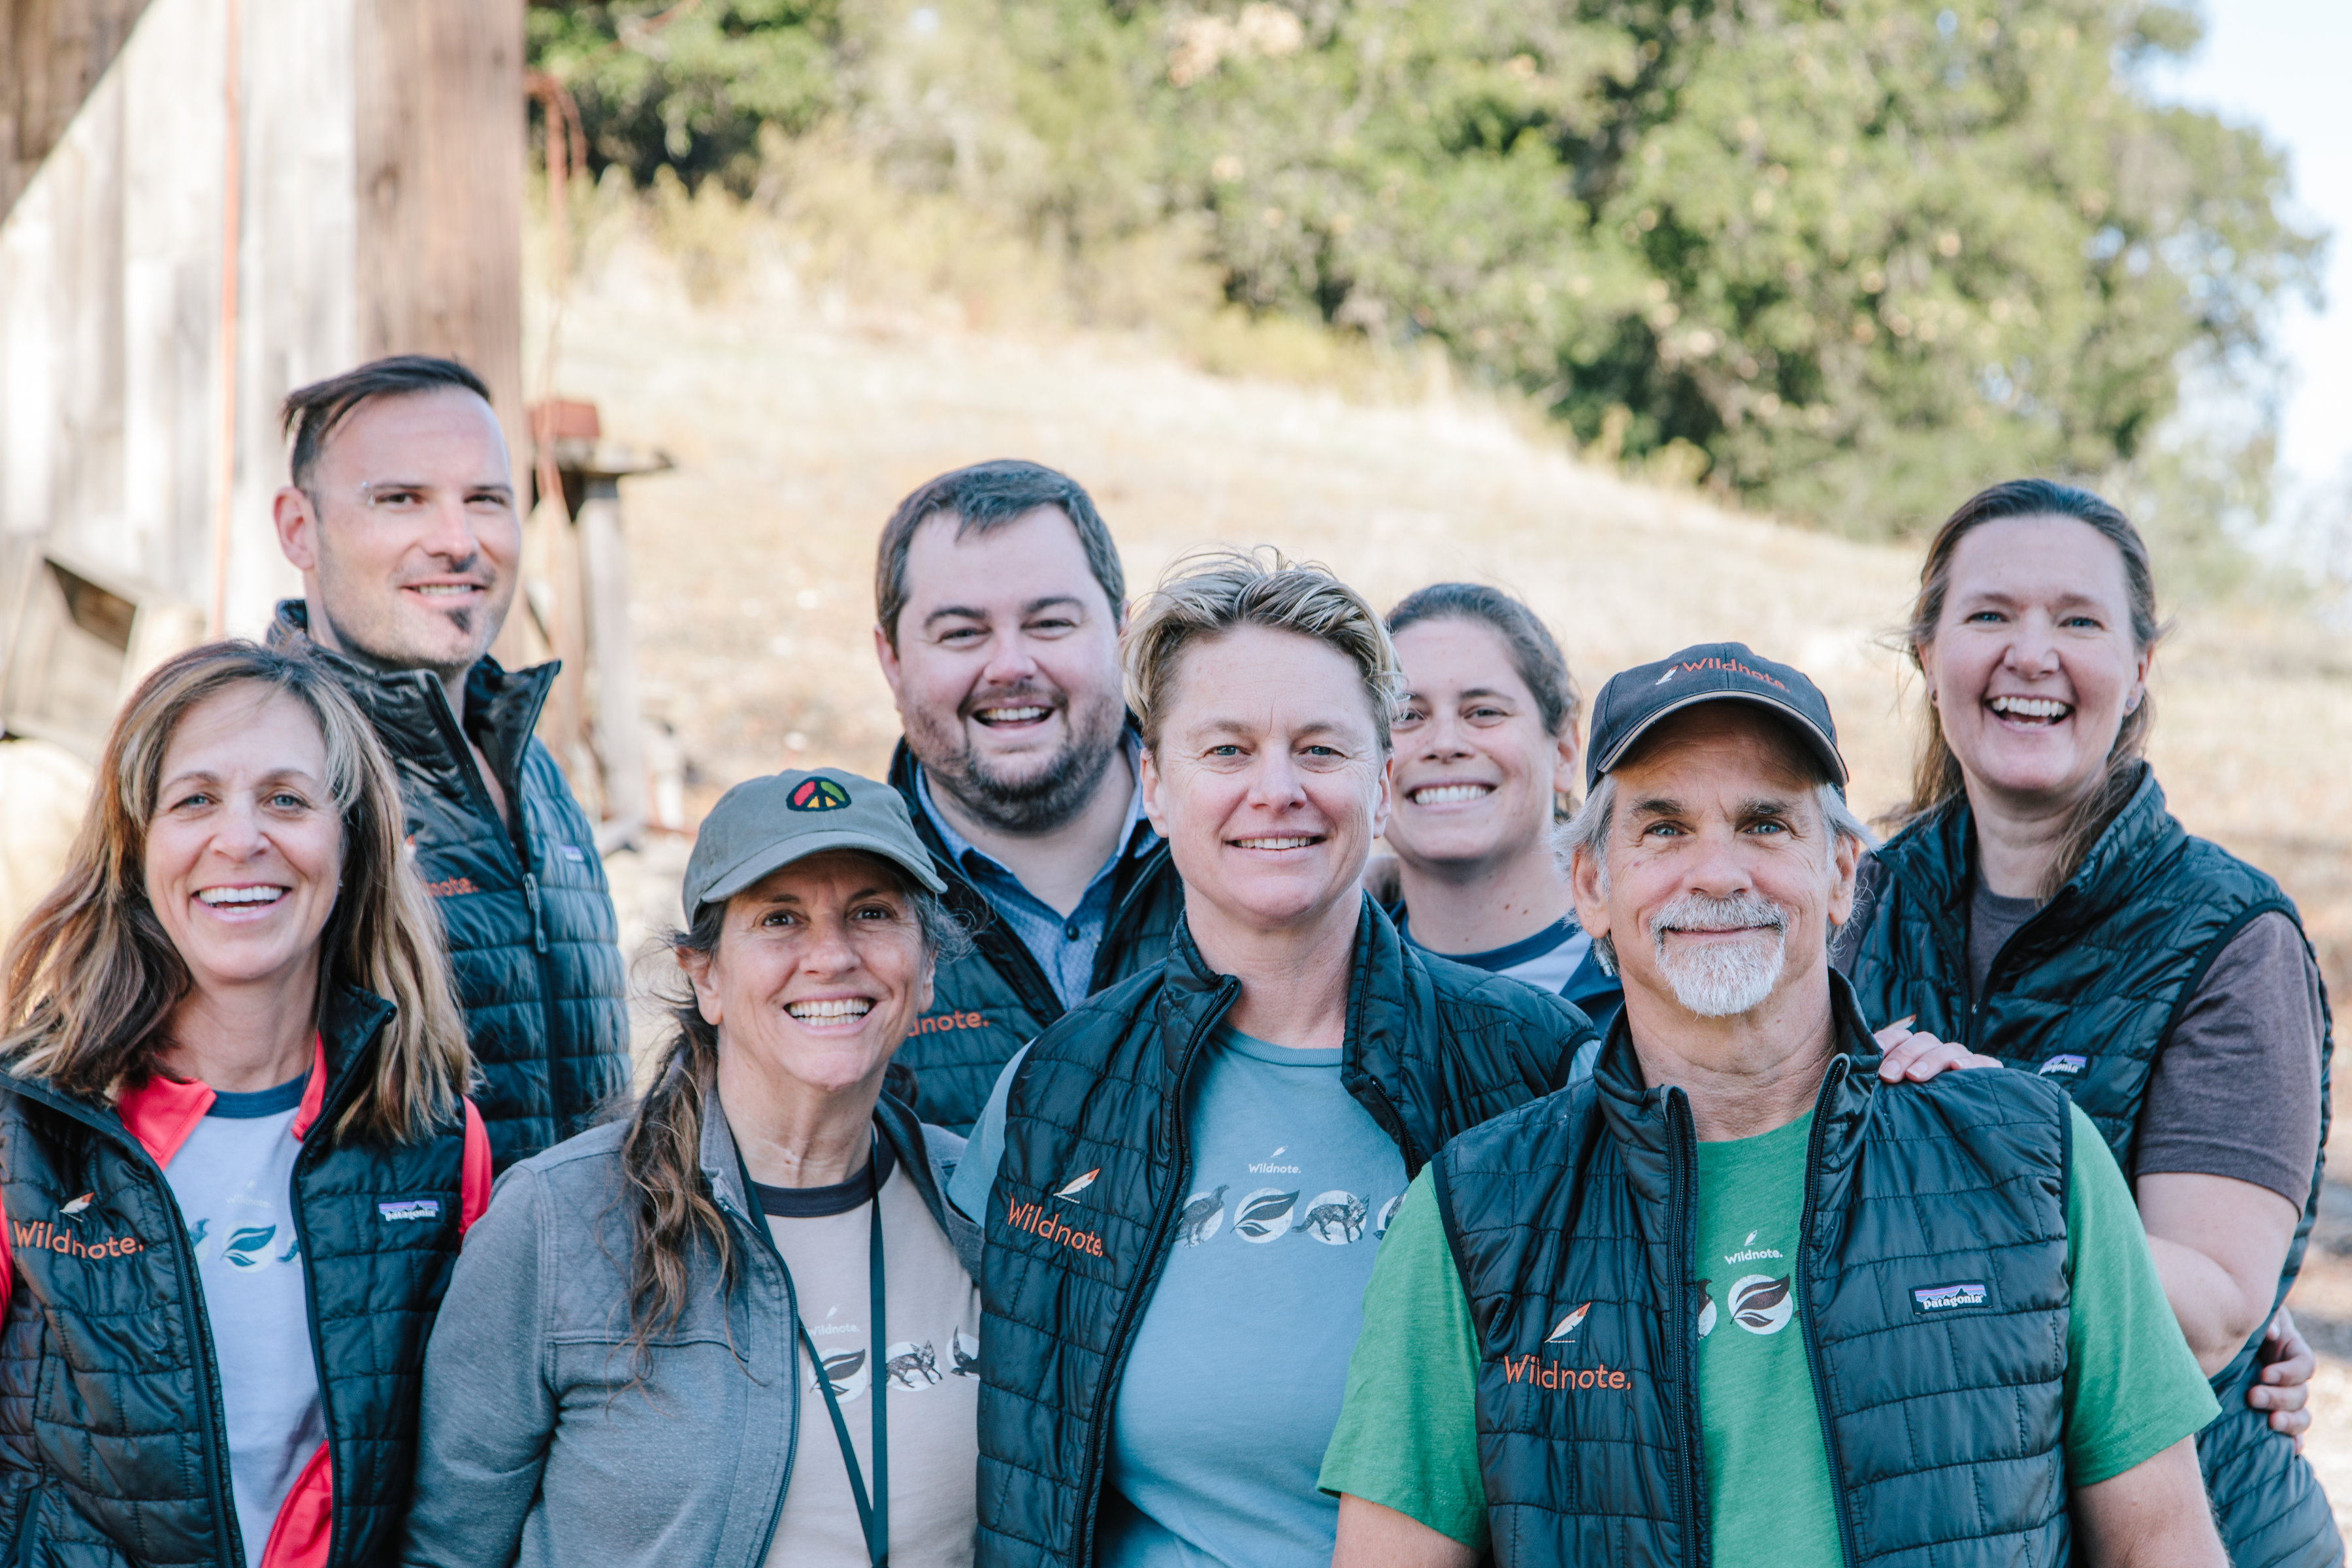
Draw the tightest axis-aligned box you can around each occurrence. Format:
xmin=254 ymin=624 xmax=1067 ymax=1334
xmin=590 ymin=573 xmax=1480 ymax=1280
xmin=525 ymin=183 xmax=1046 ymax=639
xmin=2036 ymin=1053 xmax=2086 ymax=1077
xmin=1912 ymin=1281 xmax=1990 ymax=1315
xmin=378 ymin=1198 xmax=442 ymax=1223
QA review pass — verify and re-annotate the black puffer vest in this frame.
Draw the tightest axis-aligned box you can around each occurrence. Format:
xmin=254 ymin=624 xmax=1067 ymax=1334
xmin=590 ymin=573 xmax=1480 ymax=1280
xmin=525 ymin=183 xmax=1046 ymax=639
xmin=887 ymin=738 xmax=1184 ymax=1134
xmin=272 ymin=603 xmax=630 ymax=1169
xmin=0 ymin=987 xmax=472 ymax=1568
xmin=1435 ymin=980 xmax=2073 ymax=1568
xmin=975 ymin=899 xmax=1597 ymax=1567
xmin=1842 ymin=768 xmax=2338 ymax=1568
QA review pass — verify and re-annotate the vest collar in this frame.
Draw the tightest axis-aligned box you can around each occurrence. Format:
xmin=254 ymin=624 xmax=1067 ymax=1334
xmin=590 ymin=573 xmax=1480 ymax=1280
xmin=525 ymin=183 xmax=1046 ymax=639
xmin=1154 ymin=892 xmax=1409 ymax=1072
xmin=7 ymin=982 xmax=397 ymax=1168
xmin=269 ymin=598 xmax=557 ymax=783
xmin=1876 ymin=763 xmax=2183 ymax=955
xmin=1591 ymin=970 xmax=1883 ymax=1188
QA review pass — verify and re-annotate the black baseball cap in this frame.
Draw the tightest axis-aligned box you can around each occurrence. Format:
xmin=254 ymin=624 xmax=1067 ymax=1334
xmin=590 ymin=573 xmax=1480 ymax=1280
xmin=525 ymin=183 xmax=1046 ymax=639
xmin=1585 ymin=642 xmax=1848 ymax=792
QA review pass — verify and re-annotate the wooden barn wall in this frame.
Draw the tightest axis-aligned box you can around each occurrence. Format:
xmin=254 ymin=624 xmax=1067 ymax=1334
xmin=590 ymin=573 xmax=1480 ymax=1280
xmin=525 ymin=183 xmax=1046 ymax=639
xmin=0 ymin=0 xmax=523 ymax=653
xmin=1 ymin=0 xmax=157 ymax=221
xmin=0 ymin=0 xmax=355 ymax=636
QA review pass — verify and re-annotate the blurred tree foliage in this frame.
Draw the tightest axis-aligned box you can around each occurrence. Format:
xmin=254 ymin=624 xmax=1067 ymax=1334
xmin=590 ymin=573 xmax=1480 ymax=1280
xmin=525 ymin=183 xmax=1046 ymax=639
xmin=529 ymin=0 xmax=2321 ymax=538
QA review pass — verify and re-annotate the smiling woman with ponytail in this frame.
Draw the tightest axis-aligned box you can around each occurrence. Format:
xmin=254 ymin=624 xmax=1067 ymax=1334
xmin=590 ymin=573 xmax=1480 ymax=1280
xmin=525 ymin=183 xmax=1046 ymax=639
xmin=402 ymin=768 xmax=981 ymax=1568
xmin=0 ymin=640 xmax=487 ymax=1568
xmin=1840 ymin=479 xmax=2338 ymax=1568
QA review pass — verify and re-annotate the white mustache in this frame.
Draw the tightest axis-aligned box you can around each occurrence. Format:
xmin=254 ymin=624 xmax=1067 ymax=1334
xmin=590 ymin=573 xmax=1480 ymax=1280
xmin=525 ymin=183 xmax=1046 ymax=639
xmin=1648 ymin=890 xmax=1789 ymax=944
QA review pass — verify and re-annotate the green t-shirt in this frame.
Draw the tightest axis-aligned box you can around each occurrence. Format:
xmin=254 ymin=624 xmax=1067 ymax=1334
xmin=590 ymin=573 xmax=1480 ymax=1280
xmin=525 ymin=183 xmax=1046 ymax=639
xmin=1318 ymin=1101 xmax=2220 ymax=1560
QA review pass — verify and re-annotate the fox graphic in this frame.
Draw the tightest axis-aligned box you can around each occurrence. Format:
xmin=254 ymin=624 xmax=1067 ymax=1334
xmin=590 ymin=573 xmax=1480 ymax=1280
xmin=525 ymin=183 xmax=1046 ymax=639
xmin=887 ymin=1342 xmax=942 ymax=1388
xmin=1302 ymin=1193 xmax=1369 ymax=1243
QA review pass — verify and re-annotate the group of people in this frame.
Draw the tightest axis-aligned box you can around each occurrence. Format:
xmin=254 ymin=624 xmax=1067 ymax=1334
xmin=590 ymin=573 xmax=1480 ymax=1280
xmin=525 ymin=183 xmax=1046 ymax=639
xmin=0 ymin=351 xmax=2332 ymax=1568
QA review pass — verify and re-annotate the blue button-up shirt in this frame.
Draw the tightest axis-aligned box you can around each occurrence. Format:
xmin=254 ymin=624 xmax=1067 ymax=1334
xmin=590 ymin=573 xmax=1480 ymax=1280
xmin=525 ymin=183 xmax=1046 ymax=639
xmin=915 ymin=753 xmax=1160 ymax=1009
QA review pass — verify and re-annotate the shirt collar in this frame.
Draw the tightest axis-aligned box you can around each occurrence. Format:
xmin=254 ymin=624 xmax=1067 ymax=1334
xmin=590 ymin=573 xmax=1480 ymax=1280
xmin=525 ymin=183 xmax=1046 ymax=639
xmin=913 ymin=736 xmax=1157 ymax=881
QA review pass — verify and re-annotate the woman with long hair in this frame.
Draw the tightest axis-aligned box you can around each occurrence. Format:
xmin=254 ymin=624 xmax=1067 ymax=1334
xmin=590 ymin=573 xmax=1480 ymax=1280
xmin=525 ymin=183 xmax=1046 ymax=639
xmin=949 ymin=553 xmax=1597 ymax=1568
xmin=1377 ymin=583 xmax=1619 ymax=1031
xmin=1842 ymin=479 xmax=2335 ymax=1567
xmin=402 ymin=768 xmax=980 ymax=1568
xmin=0 ymin=642 xmax=486 ymax=1568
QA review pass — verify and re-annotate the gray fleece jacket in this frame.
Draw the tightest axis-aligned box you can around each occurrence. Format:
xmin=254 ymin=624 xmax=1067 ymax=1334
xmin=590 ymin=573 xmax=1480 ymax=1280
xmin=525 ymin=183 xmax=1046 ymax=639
xmin=399 ymin=1088 xmax=978 ymax=1568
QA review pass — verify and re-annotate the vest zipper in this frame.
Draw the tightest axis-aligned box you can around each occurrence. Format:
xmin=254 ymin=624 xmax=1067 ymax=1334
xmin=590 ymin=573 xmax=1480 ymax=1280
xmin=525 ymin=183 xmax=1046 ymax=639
xmin=1089 ymin=840 xmax=1173 ymax=995
xmin=1663 ymin=1088 xmax=1707 ymax=1568
xmin=1796 ymin=1060 xmax=1864 ymax=1568
xmin=1071 ymin=977 xmax=1237 ymax=1568
xmin=523 ymin=872 xmax=550 ymax=955
xmin=417 ymin=675 xmax=568 ymax=1110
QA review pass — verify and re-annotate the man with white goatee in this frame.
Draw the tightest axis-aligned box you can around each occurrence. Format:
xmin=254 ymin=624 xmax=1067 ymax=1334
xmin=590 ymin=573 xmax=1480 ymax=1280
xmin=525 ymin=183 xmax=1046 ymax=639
xmin=1321 ymin=643 xmax=2229 ymax=1568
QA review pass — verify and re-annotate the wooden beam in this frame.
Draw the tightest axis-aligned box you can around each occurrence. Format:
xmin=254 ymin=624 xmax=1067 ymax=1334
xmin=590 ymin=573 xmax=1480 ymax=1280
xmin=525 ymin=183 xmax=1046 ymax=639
xmin=1 ymin=0 xmax=157 ymax=220
xmin=351 ymin=0 xmax=523 ymax=441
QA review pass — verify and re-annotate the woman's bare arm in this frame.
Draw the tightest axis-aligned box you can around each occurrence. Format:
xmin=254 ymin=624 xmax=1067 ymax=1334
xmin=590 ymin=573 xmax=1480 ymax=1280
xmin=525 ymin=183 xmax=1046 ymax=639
xmin=2134 ymin=1171 xmax=2298 ymax=1376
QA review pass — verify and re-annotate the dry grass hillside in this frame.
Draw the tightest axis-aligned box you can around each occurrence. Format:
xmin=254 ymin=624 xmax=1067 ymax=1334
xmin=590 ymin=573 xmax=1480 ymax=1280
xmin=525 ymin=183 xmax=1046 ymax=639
xmin=555 ymin=216 xmax=2352 ymax=1516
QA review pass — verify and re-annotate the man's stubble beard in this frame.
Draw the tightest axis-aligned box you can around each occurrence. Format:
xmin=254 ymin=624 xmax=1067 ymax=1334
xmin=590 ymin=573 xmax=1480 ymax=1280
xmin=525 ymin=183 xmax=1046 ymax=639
xmin=919 ymin=686 xmax=1128 ymax=836
xmin=312 ymin=538 xmax=507 ymax=687
xmin=1648 ymin=890 xmax=1791 ymax=1019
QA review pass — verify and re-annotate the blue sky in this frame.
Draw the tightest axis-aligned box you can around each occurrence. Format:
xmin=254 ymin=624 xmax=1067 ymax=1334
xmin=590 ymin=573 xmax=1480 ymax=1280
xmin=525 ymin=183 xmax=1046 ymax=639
xmin=2150 ymin=1 xmax=2352 ymax=518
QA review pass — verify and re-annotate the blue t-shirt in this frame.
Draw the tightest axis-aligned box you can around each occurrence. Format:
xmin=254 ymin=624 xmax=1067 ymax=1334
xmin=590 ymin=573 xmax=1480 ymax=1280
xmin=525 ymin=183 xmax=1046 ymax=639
xmin=953 ymin=1026 xmax=1411 ymax=1568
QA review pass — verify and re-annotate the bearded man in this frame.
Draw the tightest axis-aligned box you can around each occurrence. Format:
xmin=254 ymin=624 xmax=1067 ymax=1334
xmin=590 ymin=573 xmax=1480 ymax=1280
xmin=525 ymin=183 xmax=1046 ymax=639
xmin=1319 ymin=642 xmax=2228 ymax=1568
xmin=873 ymin=461 xmax=1182 ymax=1132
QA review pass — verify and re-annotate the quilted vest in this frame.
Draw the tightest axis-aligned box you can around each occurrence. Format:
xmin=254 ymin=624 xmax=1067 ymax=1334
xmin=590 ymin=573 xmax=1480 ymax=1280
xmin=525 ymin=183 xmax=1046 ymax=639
xmin=272 ymin=602 xmax=630 ymax=1169
xmin=1435 ymin=981 xmax=2073 ymax=1568
xmin=0 ymin=987 xmax=477 ymax=1568
xmin=975 ymin=899 xmax=1597 ymax=1568
xmin=886 ymin=738 xmax=1184 ymax=1134
xmin=1843 ymin=767 xmax=2338 ymax=1568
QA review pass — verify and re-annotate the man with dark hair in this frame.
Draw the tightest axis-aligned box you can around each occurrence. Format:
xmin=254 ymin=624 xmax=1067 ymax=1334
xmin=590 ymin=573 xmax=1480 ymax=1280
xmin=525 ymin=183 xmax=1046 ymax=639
xmin=872 ymin=459 xmax=1182 ymax=1132
xmin=269 ymin=354 xmax=629 ymax=1169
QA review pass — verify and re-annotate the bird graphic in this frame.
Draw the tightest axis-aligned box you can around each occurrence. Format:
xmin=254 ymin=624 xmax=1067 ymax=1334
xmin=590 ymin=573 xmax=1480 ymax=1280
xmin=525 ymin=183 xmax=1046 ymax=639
xmin=1546 ymin=1303 xmax=1593 ymax=1343
xmin=1177 ymin=1186 xmax=1228 ymax=1246
xmin=1054 ymin=1169 xmax=1100 ymax=1201
xmin=59 ymin=1193 xmax=93 ymax=1217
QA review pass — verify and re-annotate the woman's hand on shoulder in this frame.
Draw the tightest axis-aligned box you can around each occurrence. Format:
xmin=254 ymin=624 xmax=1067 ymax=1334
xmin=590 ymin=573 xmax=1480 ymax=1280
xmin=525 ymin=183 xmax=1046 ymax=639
xmin=2248 ymin=1306 xmax=2315 ymax=1448
xmin=1873 ymin=1018 xmax=2002 ymax=1083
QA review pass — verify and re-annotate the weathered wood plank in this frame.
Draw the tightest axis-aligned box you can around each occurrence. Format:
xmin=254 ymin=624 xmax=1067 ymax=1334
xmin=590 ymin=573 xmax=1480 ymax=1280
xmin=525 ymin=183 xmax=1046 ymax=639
xmin=353 ymin=0 xmax=523 ymax=446
xmin=1 ymin=0 xmax=156 ymax=220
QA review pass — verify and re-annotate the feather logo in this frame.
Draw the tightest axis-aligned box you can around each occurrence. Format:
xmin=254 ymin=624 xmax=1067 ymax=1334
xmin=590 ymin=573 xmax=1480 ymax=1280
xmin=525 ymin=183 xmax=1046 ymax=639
xmin=1053 ymin=1169 xmax=1100 ymax=1201
xmin=1546 ymin=1302 xmax=1592 ymax=1343
xmin=59 ymin=1193 xmax=93 ymax=1217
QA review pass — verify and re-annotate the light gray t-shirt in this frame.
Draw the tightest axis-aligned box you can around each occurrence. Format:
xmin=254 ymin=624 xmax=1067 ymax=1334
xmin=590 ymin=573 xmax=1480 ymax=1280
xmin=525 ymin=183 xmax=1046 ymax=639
xmin=163 ymin=1075 xmax=323 ymax=1567
xmin=759 ymin=1139 xmax=982 ymax=1568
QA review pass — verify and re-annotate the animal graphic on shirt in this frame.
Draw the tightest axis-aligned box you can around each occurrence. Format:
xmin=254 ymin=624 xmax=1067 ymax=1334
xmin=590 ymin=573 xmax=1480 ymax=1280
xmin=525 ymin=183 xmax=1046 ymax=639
xmin=950 ymin=1331 xmax=981 ymax=1378
xmin=1177 ymin=1186 xmax=1229 ymax=1246
xmin=1300 ymin=1191 xmax=1369 ymax=1245
xmin=885 ymin=1341 xmax=943 ymax=1389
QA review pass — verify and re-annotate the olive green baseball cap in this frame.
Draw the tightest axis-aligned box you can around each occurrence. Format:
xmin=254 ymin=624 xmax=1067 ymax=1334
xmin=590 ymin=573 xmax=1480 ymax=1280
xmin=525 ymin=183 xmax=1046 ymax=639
xmin=682 ymin=766 xmax=947 ymax=923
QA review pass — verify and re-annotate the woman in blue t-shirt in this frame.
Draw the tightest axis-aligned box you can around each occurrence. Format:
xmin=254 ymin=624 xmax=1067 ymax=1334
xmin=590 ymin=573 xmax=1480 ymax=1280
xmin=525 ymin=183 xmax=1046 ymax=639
xmin=951 ymin=552 xmax=1595 ymax=1568
xmin=0 ymin=641 xmax=485 ymax=1568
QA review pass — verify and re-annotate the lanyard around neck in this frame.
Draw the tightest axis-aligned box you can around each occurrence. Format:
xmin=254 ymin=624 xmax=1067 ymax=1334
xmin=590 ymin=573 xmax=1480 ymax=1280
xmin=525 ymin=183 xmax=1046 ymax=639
xmin=789 ymin=1139 xmax=889 ymax=1568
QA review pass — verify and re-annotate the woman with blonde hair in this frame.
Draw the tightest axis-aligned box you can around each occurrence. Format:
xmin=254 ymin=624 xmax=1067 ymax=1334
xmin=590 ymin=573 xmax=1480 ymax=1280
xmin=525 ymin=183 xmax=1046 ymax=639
xmin=0 ymin=641 xmax=488 ymax=1568
xmin=950 ymin=551 xmax=1597 ymax=1568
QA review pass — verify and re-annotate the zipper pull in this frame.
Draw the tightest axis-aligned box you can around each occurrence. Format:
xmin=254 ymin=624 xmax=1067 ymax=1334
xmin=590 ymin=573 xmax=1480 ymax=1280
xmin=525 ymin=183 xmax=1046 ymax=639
xmin=523 ymin=872 xmax=549 ymax=954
